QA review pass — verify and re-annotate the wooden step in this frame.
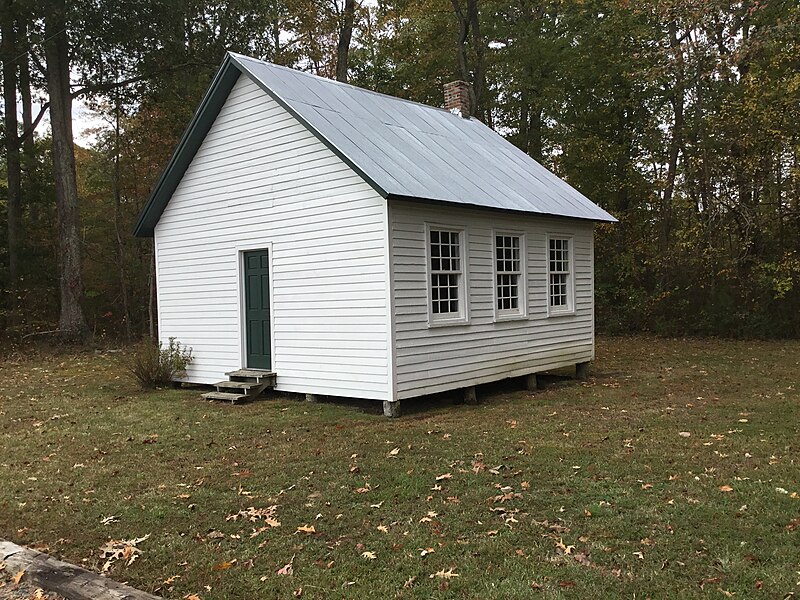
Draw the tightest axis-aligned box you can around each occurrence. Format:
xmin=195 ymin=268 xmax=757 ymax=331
xmin=202 ymin=391 xmax=249 ymax=404
xmin=225 ymin=369 xmax=275 ymax=378
xmin=225 ymin=369 xmax=276 ymax=384
xmin=213 ymin=380 xmax=261 ymax=392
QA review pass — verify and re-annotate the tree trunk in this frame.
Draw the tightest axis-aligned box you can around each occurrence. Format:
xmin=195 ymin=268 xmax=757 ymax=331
xmin=112 ymin=96 xmax=131 ymax=339
xmin=44 ymin=0 xmax=88 ymax=339
xmin=2 ymin=4 xmax=22 ymax=287
xmin=18 ymin=20 xmax=33 ymax=160
xmin=335 ymin=0 xmax=356 ymax=82
xmin=466 ymin=0 xmax=487 ymax=122
xmin=660 ymin=22 xmax=685 ymax=257
xmin=450 ymin=0 xmax=472 ymax=103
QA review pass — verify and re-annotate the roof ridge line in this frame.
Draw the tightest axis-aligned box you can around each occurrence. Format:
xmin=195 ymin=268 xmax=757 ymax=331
xmin=227 ymin=51 xmax=473 ymax=120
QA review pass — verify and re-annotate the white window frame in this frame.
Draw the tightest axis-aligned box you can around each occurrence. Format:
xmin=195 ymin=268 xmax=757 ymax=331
xmin=492 ymin=230 xmax=527 ymax=321
xmin=546 ymin=233 xmax=575 ymax=316
xmin=425 ymin=223 xmax=469 ymax=326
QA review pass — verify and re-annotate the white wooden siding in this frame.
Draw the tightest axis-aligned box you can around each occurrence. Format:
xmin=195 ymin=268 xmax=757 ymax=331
xmin=389 ymin=200 xmax=595 ymax=399
xmin=154 ymin=74 xmax=391 ymax=400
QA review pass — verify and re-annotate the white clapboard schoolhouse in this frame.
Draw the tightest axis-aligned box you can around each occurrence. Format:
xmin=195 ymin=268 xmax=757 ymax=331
xmin=134 ymin=52 xmax=616 ymax=416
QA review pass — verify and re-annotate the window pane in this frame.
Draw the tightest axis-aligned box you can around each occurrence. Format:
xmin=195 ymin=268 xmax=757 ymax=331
xmin=495 ymin=234 xmax=522 ymax=313
xmin=430 ymin=230 xmax=463 ymax=317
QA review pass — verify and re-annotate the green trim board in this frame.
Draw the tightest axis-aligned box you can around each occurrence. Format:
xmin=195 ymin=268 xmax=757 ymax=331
xmin=133 ymin=57 xmax=242 ymax=237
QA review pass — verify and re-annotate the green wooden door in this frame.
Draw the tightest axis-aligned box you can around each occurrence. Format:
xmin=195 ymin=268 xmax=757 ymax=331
xmin=244 ymin=250 xmax=272 ymax=370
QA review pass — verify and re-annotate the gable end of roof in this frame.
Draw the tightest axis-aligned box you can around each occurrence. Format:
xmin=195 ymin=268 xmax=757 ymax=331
xmin=133 ymin=53 xmax=391 ymax=237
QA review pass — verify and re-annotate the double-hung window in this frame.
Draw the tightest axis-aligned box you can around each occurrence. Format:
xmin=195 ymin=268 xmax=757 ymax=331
xmin=494 ymin=234 xmax=525 ymax=318
xmin=429 ymin=228 xmax=466 ymax=323
xmin=548 ymin=236 xmax=573 ymax=313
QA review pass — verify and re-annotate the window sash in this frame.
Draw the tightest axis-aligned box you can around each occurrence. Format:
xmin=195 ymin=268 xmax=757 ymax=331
xmin=430 ymin=229 xmax=463 ymax=317
xmin=548 ymin=237 xmax=571 ymax=311
xmin=495 ymin=234 xmax=523 ymax=314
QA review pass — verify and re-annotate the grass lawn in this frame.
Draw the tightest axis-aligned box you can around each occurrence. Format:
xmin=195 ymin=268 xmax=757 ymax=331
xmin=0 ymin=336 xmax=798 ymax=599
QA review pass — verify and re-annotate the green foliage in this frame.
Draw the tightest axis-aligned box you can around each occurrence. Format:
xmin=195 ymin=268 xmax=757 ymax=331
xmin=126 ymin=337 xmax=193 ymax=389
xmin=1 ymin=0 xmax=799 ymax=339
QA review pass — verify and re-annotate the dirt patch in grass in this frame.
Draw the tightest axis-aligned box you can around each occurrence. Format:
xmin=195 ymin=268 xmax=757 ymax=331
xmin=1 ymin=336 xmax=798 ymax=599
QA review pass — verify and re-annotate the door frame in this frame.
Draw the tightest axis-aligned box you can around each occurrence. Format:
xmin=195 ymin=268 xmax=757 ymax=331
xmin=235 ymin=242 xmax=276 ymax=371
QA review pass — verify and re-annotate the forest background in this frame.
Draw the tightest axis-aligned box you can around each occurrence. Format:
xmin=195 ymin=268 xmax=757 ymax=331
xmin=1 ymin=0 xmax=798 ymax=342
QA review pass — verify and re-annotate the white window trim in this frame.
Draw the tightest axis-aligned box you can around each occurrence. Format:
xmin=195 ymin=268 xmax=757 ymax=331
xmin=492 ymin=229 xmax=528 ymax=322
xmin=546 ymin=233 xmax=576 ymax=317
xmin=425 ymin=223 xmax=470 ymax=327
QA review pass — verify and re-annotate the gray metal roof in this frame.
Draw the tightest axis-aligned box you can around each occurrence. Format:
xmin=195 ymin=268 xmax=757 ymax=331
xmin=231 ymin=52 xmax=616 ymax=223
xmin=134 ymin=53 xmax=615 ymax=237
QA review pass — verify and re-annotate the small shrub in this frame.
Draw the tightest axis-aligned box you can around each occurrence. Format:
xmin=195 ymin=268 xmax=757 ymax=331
xmin=128 ymin=337 xmax=193 ymax=389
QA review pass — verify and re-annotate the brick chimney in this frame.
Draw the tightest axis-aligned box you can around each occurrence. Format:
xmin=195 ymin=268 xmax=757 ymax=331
xmin=444 ymin=80 xmax=471 ymax=118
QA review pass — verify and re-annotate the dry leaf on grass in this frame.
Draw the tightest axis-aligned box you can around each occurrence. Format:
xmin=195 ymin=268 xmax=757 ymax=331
xmin=431 ymin=568 xmax=459 ymax=579
xmin=278 ymin=560 xmax=294 ymax=575
xmin=212 ymin=559 xmax=237 ymax=571
xmin=12 ymin=570 xmax=25 ymax=585
xmin=296 ymin=524 xmax=316 ymax=534
xmin=99 ymin=535 xmax=150 ymax=572
xmin=719 ymin=485 xmax=734 ymax=493
xmin=226 ymin=506 xmax=280 ymax=526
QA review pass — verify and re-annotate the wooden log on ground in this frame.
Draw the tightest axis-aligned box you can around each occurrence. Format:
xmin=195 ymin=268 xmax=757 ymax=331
xmin=0 ymin=540 xmax=161 ymax=600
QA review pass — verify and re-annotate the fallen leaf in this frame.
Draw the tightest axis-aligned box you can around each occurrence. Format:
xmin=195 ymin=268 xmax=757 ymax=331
xmin=555 ymin=538 xmax=575 ymax=555
xmin=436 ymin=473 xmax=452 ymax=481
xmin=719 ymin=485 xmax=734 ymax=493
xmin=12 ymin=570 xmax=25 ymax=585
xmin=226 ymin=506 xmax=280 ymax=526
xmin=361 ymin=551 xmax=376 ymax=560
xmin=377 ymin=525 xmax=389 ymax=534
xmin=99 ymin=535 xmax=150 ymax=572
xmin=388 ymin=447 xmax=400 ymax=457
xmin=678 ymin=431 xmax=691 ymax=438
xmin=277 ymin=559 xmax=294 ymax=575
xmin=296 ymin=524 xmax=316 ymax=534
xmin=212 ymin=559 xmax=237 ymax=571
xmin=431 ymin=568 xmax=459 ymax=579
xmin=699 ymin=576 xmax=721 ymax=589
